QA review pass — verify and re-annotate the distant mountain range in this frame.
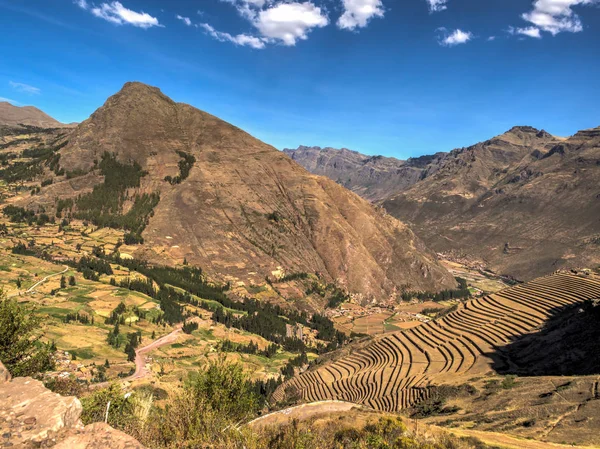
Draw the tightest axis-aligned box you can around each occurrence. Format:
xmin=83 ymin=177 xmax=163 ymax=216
xmin=285 ymin=125 xmax=600 ymax=280
xmin=0 ymin=101 xmax=73 ymax=129
xmin=283 ymin=146 xmax=443 ymax=202
xmin=18 ymin=82 xmax=456 ymax=305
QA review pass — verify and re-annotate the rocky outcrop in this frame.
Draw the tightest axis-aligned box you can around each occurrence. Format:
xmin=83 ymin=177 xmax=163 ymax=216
xmin=0 ymin=361 xmax=145 ymax=448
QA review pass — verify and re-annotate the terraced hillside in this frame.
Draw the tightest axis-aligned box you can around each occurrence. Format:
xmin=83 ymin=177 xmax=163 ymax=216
xmin=273 ymin=272 xmax=600 ymax=411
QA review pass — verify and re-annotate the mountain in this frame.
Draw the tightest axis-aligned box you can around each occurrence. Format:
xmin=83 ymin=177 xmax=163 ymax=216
xmin=383 ymin=125 xmax=600 ymax=280
xmin=283 ymin=146 xmax=444 ymax=202
xmin=26 ymin=82 xmax=456 ymax=303
xmin=0 ymin=101 xmax=69 ymax=128
xmin=290 ymin=126 xmax=600 ymax=280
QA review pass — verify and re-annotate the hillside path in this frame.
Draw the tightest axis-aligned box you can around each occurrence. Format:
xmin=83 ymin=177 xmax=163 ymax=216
xmin=8 ymin=265 xmax=69 ymax=297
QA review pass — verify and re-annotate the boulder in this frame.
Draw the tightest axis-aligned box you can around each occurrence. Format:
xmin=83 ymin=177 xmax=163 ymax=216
xmin=0 ymin=377 xmax=82 ymax=445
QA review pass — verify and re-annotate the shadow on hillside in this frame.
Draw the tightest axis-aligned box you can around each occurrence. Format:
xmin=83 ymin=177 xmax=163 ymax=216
xmin=489 ymin=299 xmax=600 ymax=376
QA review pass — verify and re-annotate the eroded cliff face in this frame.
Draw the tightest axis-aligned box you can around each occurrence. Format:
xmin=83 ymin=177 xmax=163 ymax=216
xmin=0 ymin=361 xmax=145 ymax=448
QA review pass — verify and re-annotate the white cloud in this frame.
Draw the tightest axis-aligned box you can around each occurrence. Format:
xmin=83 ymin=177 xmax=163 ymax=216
xmin=521 ymin=0 xmax=599 ymax=35
xmin=487 ymin=36 xmax=496 ymax=41
xmin=438 ymin=28 xmax=473 ymax=46
xmin=81 ymin=1 xmax=161 ymax=28
xmin=254 ymin=2 xmax=329 ymax=45
xmin=200 ymin=23 xmax=266 ymax=49
xmin=510 ymin=25 xmax=542 ymax=38
xmin=9 ymin=81 xmax=41 ymax=95
xmin=337 ymin=0 xmax=385 ymax=30
xmin=177 ymin=15 xmax=192 ymax=26
xmin=427 ymin=0 xmax=448 ymax=13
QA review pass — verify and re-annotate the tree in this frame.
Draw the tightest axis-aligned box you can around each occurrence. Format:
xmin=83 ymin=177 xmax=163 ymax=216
xmin=60 ymin=275 xmax=67 ymax=289
xmin=69 ymin=275 xmax=76 ymax=286
xmin=147 ymin=357 xmax=259 ymax=447
xmin=0 ymin=293 xmax=55 ymax=376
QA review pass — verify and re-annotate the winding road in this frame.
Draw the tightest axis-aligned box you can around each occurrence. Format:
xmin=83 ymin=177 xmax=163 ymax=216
xmin=127 ymin=327 xmax=182 ymax=381
xmin=8 ymin=265 xmax=69 ymax=298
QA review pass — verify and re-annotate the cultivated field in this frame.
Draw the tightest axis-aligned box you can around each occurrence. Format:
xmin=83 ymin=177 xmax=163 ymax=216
xmin=273 ymin=272 xmax=600 ymax=412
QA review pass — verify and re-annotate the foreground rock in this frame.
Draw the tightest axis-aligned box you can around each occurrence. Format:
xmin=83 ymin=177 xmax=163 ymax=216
xmin=0 ymin=361 xmax=145 ymax=448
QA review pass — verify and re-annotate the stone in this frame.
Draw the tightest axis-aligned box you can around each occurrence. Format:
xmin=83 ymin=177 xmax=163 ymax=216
xmin=0 ymin=362 xmax=10 ymax=384
xmin=54 ymin=423 xmax=146 ymax=449
xmin=0 ymin=377 xmax=82 ymax=445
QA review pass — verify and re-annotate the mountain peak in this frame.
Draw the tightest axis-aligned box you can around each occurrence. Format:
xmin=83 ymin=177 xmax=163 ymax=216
xmin=506 ymin=125 xmax=541 ymax=135
xmin=0 ymin=101 xmax=66 ymax=128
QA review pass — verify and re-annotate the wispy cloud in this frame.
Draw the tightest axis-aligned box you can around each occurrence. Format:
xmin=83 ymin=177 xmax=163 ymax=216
xmin=427 ymin=0 xmax=448 ymax=13
xmin=76 ymin=0 xmax=161 ymax=28
xmin=438 ymin=28 xmax=473 ymax=46
xmin=176 ymin=14 xmax=192 ymax=26
xmin=337 ymin=0 xmax=385 ymax=30
xmin=0 ymin=97 xmax=21 ymax=105
xmin=9 ymin=81 xmax=41 ymax=95
xmin=199 ymin=23 xmax=266 ymax=49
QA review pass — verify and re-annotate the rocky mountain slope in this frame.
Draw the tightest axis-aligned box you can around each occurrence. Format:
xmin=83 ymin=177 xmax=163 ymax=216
xmin=291 ymin=126 xmax=600 ymax=280
xmin=0 ymin=101 xmax=69 ymax=128
xmin=22 ymin=82 xmax=456 ymax=303
xmin=283 ymin=145 xmax=443 ymax=202
xmin=383 ymin=126 xmax=600 ymax=280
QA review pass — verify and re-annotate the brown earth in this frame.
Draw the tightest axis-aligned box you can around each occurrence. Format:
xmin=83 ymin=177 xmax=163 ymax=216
xmin=21 ymin=81 xmax=456 ymax=304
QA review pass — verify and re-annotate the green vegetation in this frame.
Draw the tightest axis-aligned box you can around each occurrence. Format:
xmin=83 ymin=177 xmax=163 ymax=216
xmin=0 ymin=139 xmax=67 ymax=183
xmin=0 ymin=293 xmax=55 ymax=377
xmin=73 ymin=152 xmax=159 ymax=243
xmin=305 ymin=280 xmax=350 ymax=309
xmin=164 ymin=150 xmax=196 ymax=185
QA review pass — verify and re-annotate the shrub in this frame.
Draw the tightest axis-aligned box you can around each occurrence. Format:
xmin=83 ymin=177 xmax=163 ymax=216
xmin=0 ymin=294 xmax=55 ymax=377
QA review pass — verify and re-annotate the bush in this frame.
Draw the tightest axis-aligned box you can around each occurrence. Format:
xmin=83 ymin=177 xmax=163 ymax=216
xmin=142 ymin=357 xmax=260 ymax=448
xmin=0 ymin=294 xmax=55 ymax=377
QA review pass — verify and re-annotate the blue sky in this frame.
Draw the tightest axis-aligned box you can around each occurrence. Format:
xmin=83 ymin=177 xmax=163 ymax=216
xmin=0 ymin=0 xmax=599 ymax=159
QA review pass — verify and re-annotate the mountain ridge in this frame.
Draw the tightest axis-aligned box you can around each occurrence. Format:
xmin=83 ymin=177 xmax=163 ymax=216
xmin=286 ymin=124 xmax=600 ymax=280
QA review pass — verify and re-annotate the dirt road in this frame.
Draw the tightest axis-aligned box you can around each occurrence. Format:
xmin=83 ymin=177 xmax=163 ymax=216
xmin=90 ymin=327 xmax=182 ymax=389
xmin=127 ymin=327 xmax=182 ymax=381
xmin=8 ymin=265 xmax=69 ymax=298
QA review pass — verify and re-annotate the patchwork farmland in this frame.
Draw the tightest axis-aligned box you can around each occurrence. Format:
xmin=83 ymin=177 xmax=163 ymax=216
xmin=273 ymin=272 xmax=600 ymax=411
